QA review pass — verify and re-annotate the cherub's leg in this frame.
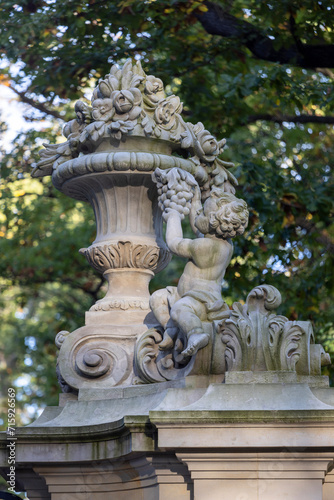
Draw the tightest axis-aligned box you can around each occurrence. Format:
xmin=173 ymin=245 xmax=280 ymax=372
xmin=150 ymin=287 xmax=179 ymax=350
xmin=149 ymin=287 xmax=175 ymax=329
xmin=170 ymin=297 xmax=209 ymax=357
xmin=182 ymin=328 xmax=209 ymax=357
xmin=159 ymin=320 xmax=179 ymax=351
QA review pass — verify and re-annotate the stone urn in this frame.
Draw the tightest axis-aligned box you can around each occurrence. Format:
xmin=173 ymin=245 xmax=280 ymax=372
xmin=56 ymin=137 xmax=176 ymax=326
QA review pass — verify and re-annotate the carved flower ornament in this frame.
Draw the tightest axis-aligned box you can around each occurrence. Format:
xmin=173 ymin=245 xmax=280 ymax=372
xmin=144 ymin=75 xmax=165 ymax=104
xmin=92 ymin=98 xmax=114 ymax=122
xmin=33 ymin=58 xmax=236 ymax=191
xmin=154 ymin=96 xmax=182 ymax=130
xmin=112 ymin=89 xmax=142 ymax=121
xmin=92 ymin=89 xmax=142 ymax=124
xmin=195 ymin=130 xmax=222 ymax=162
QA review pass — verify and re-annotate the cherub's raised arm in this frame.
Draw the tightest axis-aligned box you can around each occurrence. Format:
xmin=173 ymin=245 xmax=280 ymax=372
xmin=165 ymin=209 xmax=192 ymax=258
xmin=189 ymin=185 xmax=204 ymax=238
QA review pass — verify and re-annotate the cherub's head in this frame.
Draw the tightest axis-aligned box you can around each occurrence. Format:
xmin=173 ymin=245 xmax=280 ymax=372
xmin=195 ymin=189 xmax=248 ymax=239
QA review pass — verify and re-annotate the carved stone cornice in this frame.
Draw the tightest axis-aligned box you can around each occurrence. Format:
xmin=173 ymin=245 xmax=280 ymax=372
xmin=52 ymin=149 xmax=196 ymax=191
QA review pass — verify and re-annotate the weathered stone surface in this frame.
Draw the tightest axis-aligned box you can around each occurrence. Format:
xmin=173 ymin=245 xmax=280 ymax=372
xmin=225 ymin=370 xmax=329 ymax=387
xmin=32 ymin=60 xmax=246 ymax=391
xmin=218 ymin=284 xmax=331 ymax=376
xmin=1 ymin=382 xmax=334 ymax=499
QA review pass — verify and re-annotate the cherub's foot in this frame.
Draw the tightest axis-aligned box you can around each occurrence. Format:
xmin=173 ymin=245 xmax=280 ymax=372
xmin=159 ymin=334 xmax=174 ymax=350
xmin=181 ymin=333 xmax=209 ymax=357
xmin=159 ymin=328 xmax=178 ymax=351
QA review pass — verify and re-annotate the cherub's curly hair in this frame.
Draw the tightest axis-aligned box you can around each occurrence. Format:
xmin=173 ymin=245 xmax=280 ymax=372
xmin=208 ymin=194 xmax=248 ymax=238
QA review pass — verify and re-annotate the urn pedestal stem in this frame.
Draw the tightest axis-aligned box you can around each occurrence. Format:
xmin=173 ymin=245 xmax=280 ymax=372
xmin=86 ymin=268 xmax=154 ymax=325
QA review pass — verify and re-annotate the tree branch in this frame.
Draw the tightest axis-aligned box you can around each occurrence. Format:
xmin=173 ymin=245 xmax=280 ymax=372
xmin=296 ymin=217 xmax=334 ymax=254
xmin=85 ymin=276 xmax=105 ymax=303
xmin=246 ymin=114 xmax=334 ymax=125
xmin=8 ymin=84 xmax=63 ymax=120
xmin=316 ymin=67 xmax=334 ymax=79
xmin=280 ymin=200 xmax=334 ymax=253
xmin=196 ymin=1 xmax=334 ymax=69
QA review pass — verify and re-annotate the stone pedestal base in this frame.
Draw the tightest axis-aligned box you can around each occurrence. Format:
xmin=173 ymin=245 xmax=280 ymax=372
xmin=31 ymin=457 xmax=191 ymax=500
xmin=13 ymin=451 xmax=334 ymax=500
xmin=176 ymin=453 xmax=332 ymax=500
xmin=9 ymin=451 xmax=334 ymax=500
xmin=323 ymin=469 xmax=334 ymax=500
xmin=1 ymin=381 xmax=334 ymax=499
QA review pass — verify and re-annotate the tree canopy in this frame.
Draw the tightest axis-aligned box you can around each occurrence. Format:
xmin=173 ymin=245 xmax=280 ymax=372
xmin=0 ymin=0 xmax=333 ymax=427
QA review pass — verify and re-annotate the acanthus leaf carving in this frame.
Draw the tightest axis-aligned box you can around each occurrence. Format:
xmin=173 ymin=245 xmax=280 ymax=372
xmin=80 ymin=241 xmax=170 ymax=275
xmin=134 ymin=328 xmax=167 ymax=384
xmin=218 ymin=285 xmax=329 ymax=376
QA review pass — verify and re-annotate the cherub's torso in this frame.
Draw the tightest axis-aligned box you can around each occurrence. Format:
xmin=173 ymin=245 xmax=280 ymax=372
xmin=177 ymin=237 xmax=233 ymax=297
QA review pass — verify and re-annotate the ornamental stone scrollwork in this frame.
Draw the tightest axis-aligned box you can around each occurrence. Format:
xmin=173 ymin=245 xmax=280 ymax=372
xmin=55 ymin=330 xmax=71 ymax=350
xmin=75 ymin=347 xmax=111 ymax=378
xmin=217 ymin=285 xmax=331 ymax=376
xmin=74 ymin=340 xmax=129 ymax=383
xmin=56 ymin=329 xmax=136 ymax=391
xmin=55 ymin=330 xmax=77 ymax=394
xmin=134 ymin=327 xmax=195 ymax=384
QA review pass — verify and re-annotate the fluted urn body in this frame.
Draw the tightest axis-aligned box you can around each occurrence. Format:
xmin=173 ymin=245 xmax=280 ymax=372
xmin=56 ymin=138 xmax=176 ymax=325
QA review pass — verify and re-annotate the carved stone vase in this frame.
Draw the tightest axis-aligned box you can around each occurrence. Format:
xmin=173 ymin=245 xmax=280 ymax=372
xmin=53 ymin=140 xmax=186 ymax=390
xmin=62 ymin=141 xmax=173 ymax=325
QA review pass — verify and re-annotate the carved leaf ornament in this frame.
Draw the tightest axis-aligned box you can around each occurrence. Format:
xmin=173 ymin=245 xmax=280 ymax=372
xmin=218 ymin=285 xmax=329 ymax=376
xmin=80 ymin=241 xmax=170 ymax=275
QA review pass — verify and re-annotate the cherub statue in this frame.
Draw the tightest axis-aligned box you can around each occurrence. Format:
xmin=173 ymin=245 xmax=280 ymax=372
xmin=150 ymin=168 xmax=249 ymax=358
